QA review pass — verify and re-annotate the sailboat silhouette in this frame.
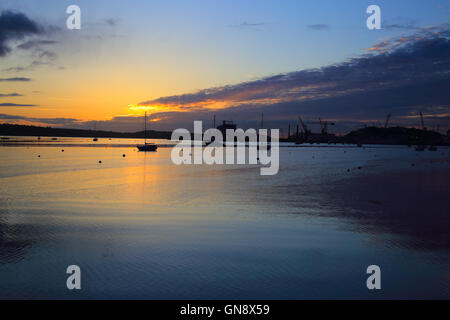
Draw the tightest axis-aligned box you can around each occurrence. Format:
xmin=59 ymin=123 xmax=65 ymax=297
xmin=137 ymin=112 xmax=158 ymax=152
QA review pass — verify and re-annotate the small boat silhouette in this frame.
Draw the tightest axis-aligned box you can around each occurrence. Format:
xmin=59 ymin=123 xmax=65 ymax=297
xmin=137 ymin=112 xmax=158 ymax=152
xmin=137 ymin=143 xmax=158 ymax=151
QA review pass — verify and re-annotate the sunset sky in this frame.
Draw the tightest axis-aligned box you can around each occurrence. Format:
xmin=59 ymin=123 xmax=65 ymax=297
xmin=0 ymin=0 xmax=449 ymax=133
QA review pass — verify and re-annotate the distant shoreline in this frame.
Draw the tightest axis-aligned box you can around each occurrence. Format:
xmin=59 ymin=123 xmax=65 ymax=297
xmin=0 ymin=123 xmax=172 ymax=140
xmin=1 ymin=123 xmax=449 ymax=146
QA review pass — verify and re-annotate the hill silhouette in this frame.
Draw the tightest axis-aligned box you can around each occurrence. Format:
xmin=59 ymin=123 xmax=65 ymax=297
xmin=0 ymin=123 xmax=172 ymax=139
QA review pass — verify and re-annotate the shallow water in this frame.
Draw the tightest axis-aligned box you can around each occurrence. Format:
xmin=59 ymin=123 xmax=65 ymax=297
xmin=0 ymin=138 xmax=449 ymax=299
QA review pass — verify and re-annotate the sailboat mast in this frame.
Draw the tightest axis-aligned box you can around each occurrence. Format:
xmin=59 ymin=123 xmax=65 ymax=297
xmin=144 ymin=112 xmax=147 ymax=144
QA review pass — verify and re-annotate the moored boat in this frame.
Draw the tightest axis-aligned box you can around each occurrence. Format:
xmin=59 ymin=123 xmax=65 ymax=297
xmin=137 ymin=112 xmax=158 ymax=152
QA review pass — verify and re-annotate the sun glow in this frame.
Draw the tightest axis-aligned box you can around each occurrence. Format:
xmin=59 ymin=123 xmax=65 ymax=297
xmin=127 ymin=104 xmax=162 ymax=112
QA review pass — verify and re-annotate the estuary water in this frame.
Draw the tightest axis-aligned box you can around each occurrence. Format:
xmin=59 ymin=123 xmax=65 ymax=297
xmin=0 ymin=137 xmax=449 ymax=299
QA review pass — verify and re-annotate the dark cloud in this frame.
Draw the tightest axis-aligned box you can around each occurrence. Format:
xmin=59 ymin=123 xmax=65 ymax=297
xmin=0 ymin=114 xmax=26 ymax=120
xmin=0 ymin=93 xmax=22 ymax=97
xmin=17 ymin=39 xmax=58 ymax=50
xmin=0 ymin=113 xmax=143 ymax=131
xmin=37 ymin=49 xmax=56 ymax=60
xmin=0 ymin=11 xmax=60 ymax=69
xmin=307 ymin=24 xmax=330 ymax=31
xmin=229 ymin=21 xmax=265 ymax=29
xmin=0 ymin=114 xmax=78 ymax=125
xmin=0 ymin=11 xmax=41 ymax=57
xmin=0 ymin=77 xmax=31 ymax=82
xmin=137 ymin=24 xmax=450 ymax=132
xmin=382 ymin=17 xmax=419 ymax=31
xmin=144 ymin=28 xmax=449 ymax=106
xmin=104 ymin=18 xmax=118 ymax=27
xmin=2 ymin=66 xmax=26 ymax=72
xmin=383 ymin=24 xmax=418 ymax=31
xmin=2 ymin=59 xmax=62 ymax=72
xmin=0 ymin=103 xmax=37 ymax=107
xmin=11 ymin=45 xmax=59 ymax=72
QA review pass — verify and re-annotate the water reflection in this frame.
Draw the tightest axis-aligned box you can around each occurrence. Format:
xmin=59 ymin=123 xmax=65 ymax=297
xmin=0 ymin=201 xmax=34 ymax=264
xmin=246 ymin=153 xmax=450 ymax=252
xmin=0 ymin=143 xmax=449 ymax=298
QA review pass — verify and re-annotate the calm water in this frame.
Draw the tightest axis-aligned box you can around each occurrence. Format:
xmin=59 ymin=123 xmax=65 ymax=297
xmin=0 ymin=137 xmax=449 ymax=299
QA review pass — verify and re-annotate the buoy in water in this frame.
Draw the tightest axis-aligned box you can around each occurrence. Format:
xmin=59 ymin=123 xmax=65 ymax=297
xmin=98 ymin=160 xmax=102 ymax=163
xmin=122 ymin=154 xmax=126 ymax=157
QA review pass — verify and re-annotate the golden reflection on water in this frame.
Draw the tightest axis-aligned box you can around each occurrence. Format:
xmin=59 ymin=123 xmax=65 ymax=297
xmin=0 ymin=146 xmax=244 ymax=224
xmin=1 ymin=144 xmax=450 ymax=299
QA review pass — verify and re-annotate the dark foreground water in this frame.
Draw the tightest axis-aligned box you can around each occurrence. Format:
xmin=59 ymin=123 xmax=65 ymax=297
xmin=0 ymin=137 xmax=449 ymax=299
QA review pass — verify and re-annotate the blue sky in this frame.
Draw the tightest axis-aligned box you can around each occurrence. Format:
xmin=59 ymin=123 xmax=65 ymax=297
xmin=2 ymin=0 xmax=448 ymax=79
xmin=0 ymin=0 xmax=449 ymax=132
